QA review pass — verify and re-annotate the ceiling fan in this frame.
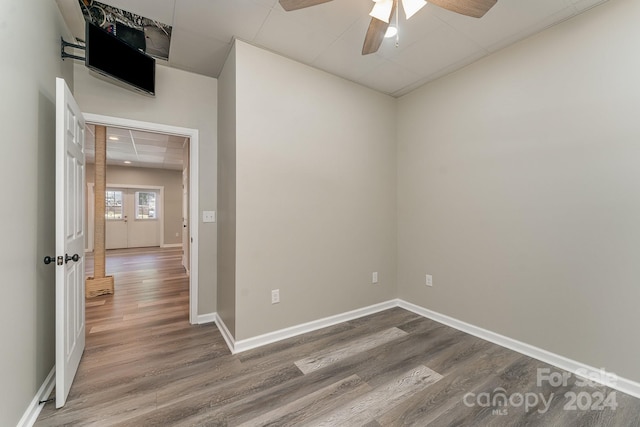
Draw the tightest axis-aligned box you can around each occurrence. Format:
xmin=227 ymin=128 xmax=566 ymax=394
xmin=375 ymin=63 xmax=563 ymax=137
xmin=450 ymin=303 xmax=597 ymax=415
xmin=279 ymin=0 xmax=497 ymax=55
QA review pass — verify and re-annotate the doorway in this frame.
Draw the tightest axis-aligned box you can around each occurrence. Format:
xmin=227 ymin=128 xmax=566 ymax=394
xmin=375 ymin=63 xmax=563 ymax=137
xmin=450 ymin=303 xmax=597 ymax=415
xmin=83 ymin=114 xmax=199 ymax=324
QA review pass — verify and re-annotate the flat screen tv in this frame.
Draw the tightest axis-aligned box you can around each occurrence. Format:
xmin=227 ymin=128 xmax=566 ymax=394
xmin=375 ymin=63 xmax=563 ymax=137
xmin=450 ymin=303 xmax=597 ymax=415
xmin=85 ymin=21 xmax=155 ymax=96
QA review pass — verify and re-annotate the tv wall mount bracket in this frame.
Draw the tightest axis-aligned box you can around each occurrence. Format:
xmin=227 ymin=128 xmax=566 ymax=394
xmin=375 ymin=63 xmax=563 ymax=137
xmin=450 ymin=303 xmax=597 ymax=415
xmin=61 ymin=38 xmax=86 ymax=61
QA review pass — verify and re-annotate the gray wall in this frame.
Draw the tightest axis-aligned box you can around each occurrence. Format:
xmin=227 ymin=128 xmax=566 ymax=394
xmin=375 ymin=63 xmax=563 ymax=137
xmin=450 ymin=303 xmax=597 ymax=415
xmin=73 ymin=64 xmax=218 ymax=316
xmin=86 ymin=164 xmax=183 ymax=245
xmin=217 ymin=45 xmax=237 ymax=336
xmin=231 ymin=41 xmax=397 ymax=340
xmin=0 ymin=3 xmax=74 ymax=425
xmin=397 ymin=0 xmax=640 ymax=383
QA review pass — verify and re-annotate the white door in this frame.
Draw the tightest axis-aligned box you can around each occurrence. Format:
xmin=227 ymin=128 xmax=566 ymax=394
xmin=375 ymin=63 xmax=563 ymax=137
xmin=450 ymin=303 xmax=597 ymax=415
xmin=55 ymin=78 xmax=86 ymax=408
xmin=127 ymin=189 xmax=160 ymax=247
xmin=104 ymin=188 xmax=128 ymax=249
xmin=105 ymin=188 xmax=160 ymax=249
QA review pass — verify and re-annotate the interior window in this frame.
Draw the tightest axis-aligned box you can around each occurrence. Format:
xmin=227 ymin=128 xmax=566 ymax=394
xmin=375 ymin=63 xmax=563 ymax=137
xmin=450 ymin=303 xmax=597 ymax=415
xmin=135 ymin=191 xmax=157 ymax=219
xmin=105 ymin=190 xmax=123 ymax=219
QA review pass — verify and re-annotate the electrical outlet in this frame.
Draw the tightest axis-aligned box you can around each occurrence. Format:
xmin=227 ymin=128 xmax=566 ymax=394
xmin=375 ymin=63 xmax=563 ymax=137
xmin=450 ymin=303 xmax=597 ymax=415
xmin=426 ymin=274 xmax=433 ymax=287
xmin=271 ymin=289 xmax=280 ymax=304
xmin=202 ymin=211 xmax=216 ymax=223
xmin=372 ymin=272 xmax=378 ymax=284
xmin=175 ymin=232 xmax=179 ymax=237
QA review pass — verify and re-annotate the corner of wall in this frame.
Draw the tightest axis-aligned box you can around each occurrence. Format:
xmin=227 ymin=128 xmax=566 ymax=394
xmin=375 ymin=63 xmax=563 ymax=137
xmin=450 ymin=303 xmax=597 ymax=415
xmin=216 ymin=42 xmax=237 ymax=338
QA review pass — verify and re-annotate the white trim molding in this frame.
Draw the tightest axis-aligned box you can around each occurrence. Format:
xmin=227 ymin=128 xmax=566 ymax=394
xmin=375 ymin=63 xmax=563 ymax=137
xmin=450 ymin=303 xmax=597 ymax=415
xmin=17 ymin=367 xmax=55 ymax=427
xmin=396 ymin=299 xmax=640 ymax=400
xmin=218 ymin=300 xmax=397 ymax=355
xmin=211 ymin=298 xmax=640 ymax=399
xmin=188 ymin=132 xmax=199 ymax=326
xmin=196 ymin=312 xmax=216 ymax=324
xmin=214 ymin=313 xmax=236 ymax=354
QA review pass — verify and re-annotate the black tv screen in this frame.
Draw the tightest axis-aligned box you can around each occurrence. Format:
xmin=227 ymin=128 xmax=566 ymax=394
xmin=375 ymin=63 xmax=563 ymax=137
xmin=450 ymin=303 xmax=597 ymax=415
xmin=85 ymin=22 xmax=155 ymax=96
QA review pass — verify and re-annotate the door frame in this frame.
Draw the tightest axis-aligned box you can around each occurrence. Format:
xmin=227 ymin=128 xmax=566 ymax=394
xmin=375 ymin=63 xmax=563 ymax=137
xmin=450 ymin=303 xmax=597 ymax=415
xmin=181 ymin=166 xmax=190 ymax=273
xmin=87 ymin=184 xmax=166 ymax=250
xmin=84 ymin=113 xmax=200 ymax=325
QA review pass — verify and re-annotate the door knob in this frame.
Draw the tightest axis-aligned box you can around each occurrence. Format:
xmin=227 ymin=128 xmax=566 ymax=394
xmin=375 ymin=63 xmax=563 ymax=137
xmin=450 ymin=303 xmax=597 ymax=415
xmin=65 ymin=253 xmax=80 ymax=264
xmin=44 ymin=256 xmax=64 ymax=265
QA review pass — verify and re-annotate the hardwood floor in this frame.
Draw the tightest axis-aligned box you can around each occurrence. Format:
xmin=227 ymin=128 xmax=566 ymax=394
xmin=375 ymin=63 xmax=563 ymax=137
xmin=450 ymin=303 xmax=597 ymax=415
xmin=36 ymin=248 xmax=640 ymax=426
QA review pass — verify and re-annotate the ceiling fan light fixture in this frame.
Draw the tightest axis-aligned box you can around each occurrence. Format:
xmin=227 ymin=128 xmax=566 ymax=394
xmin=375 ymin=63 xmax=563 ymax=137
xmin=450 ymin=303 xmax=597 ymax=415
xmin=402 ymin=0 xmax=426 ymax=19
xmin=384 ymin=26 xmax=398 ymax=38
xmin=369 ymin=0 xmax=393 ymax=23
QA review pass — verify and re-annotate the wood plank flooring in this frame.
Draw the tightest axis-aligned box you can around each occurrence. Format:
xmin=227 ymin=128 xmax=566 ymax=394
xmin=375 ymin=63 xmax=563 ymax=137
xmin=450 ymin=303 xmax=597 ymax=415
xmin=36 ymin=248 xmax=640 ymax=426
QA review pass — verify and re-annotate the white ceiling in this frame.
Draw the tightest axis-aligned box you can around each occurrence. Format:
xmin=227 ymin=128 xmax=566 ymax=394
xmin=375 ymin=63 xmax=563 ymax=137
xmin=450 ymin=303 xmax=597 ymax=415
xmin=85 ymin=125 xmax=187 ymax=170
xmin=96 ymin=0 xmax=608 ymax=97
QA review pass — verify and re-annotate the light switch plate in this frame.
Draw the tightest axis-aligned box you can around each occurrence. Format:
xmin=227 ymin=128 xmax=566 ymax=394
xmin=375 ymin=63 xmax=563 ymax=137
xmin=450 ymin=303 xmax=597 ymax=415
xmin=202 ymin=211 xmax=216 ymax=223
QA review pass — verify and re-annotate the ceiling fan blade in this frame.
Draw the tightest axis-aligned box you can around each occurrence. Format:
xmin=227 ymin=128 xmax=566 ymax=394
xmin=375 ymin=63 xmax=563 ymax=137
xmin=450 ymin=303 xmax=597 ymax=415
xmin=362 ymin=18 xmax=388 ymax=55
xmin=362 ymin=0 xmax=397 ymax=55
xmin=428 ymin=0 xmax=497 ymax=18
xmin=279 ymin=0 xmax=333 ymax=12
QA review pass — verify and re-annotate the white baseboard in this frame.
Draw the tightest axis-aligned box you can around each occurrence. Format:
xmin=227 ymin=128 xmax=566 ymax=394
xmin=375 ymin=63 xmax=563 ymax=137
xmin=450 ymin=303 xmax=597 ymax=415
xmin=231 ymin=300 xmax=397 ymax=354
xmin=214 ymin=313 xmax=236 ymax=354
xmin=161 ymin=243 xmax=183 ymax=248
xmin=17 ymin=367 xmax=56 ymax=427
xmin=21 ymin=299 xmax=639 ymax=427
xmin=396 ymin=299 xmax=640 ymax=400
xmin=196 ymin=312 xmax=216 ymax=325
xmin=211 ymin=297 xmax=640 ymax=399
